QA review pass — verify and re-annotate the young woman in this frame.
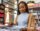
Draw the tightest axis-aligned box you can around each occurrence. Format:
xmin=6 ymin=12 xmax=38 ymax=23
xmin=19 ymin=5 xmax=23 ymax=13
xmin=9 ymin=1 xmax=36 ymax=31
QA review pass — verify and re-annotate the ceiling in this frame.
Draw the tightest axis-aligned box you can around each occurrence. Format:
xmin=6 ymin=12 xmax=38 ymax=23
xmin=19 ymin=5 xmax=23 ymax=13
xmin=3 ymin=0 xmax=17 ymax=11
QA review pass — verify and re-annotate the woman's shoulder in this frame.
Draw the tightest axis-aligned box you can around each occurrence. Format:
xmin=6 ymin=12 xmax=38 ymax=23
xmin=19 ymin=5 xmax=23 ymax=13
xmin=29 ymin=13 xmax=34 ymax=17
xmin=16 ymin=15 xmax=19 ymax=18
xmin=17 ymin=13 xmax=33 ymax=17
xmin=16 ymin=13 xmax=34 ymax=18
xmin=28 ymin=13 xmax=34 ymax=19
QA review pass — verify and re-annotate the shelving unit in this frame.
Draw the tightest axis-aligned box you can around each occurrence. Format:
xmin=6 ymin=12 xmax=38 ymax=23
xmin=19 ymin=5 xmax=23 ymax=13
xmin=28 ymin=3 xmax=40 ymax=26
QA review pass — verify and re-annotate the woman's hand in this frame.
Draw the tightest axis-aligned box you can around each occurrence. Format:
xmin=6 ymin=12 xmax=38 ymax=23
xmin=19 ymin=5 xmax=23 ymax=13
xmin=27 ymin=27 xmax=35 ymax=31
xmin=8 ymin=22 xmax=14 ymax=27
xmin=20 ymin=28 xmax=27 ymax=31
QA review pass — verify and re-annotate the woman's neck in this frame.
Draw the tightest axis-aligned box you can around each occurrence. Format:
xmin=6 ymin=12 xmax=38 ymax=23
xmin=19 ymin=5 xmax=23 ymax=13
xmin=21 ymin=12 xmax=27 ymax=14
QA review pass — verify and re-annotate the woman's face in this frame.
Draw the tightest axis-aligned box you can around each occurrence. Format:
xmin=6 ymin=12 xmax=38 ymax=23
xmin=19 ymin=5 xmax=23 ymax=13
xmin=19 ymin=3 xmax=26 ymax=13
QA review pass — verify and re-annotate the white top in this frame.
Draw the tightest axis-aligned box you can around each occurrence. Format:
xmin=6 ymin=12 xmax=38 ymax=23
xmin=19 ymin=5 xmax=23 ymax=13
xmin=11 ymin=13 xmax=29 ymax=29
xmin=17 ymin=13 xmax=29 ymax=28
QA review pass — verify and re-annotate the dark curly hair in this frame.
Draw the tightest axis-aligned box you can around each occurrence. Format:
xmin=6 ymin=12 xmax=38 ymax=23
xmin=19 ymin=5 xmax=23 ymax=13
xmin=17 ymin=1 xmax=29 ymax=15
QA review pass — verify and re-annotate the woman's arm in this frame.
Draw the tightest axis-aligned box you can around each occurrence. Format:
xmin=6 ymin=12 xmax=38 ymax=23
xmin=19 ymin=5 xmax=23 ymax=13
xmin=27 ymin=14 xmax=36 ymax=31
xmin=13 ymin=15 xmax=18 ymax=25
xmin=8 ymin=15 xmax=18 ymax=27
xmin=31 ymin=15 xmax=36 ymax=27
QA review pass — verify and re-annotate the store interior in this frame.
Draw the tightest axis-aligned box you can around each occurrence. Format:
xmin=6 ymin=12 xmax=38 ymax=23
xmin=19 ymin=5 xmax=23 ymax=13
xmin=0 ymin=0 xmax=40 ymax=31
